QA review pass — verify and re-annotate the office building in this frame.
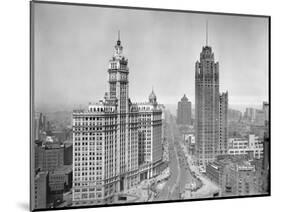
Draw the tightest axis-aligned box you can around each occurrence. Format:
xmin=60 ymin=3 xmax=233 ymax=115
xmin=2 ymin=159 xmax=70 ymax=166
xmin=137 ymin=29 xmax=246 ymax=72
xmin=34 ymin=112 xmax=47 ymax=141
xmin=206 ymin=159 xmax=232 ymax=192
xmin=228 ymin=134 xmax=263 ymax=159
xmin=183 ymin=133 xmax=195 ymax=155
xmin=228 ymin=109 xmax=242 ymax=122
xmin=206 ymin=155 xmax=266 ymax=196
xmin=176 ymin=94 xmax=192 ymax=125
xmin=37 ymin=142 xmax=64 ymax=172
xmin=137 ymin=92 xmax=163 ymax=180
xmin=34 ymin=171 xmax=48 ymax=209
xmin=63 ymin=141 xmax=73 ymax=166
xmin=195 ymin=24 xmax=228 ymax=168
xmin=218 ymin=92 xmax=228 ymax=155
xmin=263 ymin=121 xmax=269 ymax=171
xmin=255 ymin=109 xmax=266 ymax=126
xmin=48 ymin=170 xmax=65 ymax=206
xmin=229 ymin=161 xmax=259 ymax=196
xmin=244 ymin=108 xmax=256 ymax=122
xmin=72 ymin=35 xmax=163 ymax=205
xmin=263 ymin=101 xmax=269 ymax=122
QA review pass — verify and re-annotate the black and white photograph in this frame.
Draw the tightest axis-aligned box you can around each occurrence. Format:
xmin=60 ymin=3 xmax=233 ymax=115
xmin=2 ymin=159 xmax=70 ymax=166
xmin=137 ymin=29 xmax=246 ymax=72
xmin=30 ymin=1 xmax=270 ymax=211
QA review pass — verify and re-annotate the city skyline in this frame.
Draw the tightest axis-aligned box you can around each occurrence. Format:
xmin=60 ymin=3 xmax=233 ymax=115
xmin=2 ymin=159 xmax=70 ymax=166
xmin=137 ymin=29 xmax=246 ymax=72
xmin=34 ymin=3 xmax=268 ymax=111
xmin=31 ymin=2 xmax=270 ymax=210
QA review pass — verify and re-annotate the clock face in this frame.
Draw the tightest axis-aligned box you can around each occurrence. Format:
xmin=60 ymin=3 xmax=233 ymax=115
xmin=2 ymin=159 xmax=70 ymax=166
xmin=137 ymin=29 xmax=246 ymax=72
xmin=110 ymin=73 xmax=116 ymax=80
xmin=121 ymin=74 xmax=127 ymax=80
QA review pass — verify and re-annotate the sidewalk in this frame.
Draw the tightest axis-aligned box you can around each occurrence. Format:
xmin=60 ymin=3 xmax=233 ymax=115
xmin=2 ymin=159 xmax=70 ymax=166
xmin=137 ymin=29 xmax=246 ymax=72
xmin=124 ymin=174 xmax=170 ymax=203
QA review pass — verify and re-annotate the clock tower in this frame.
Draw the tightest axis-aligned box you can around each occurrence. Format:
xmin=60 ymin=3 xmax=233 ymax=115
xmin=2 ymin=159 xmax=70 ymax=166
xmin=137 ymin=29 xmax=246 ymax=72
xmin=108 ymin=31 xmax=129 ymax=113
xmin=107 ymin=32 xmax=130 ymax=191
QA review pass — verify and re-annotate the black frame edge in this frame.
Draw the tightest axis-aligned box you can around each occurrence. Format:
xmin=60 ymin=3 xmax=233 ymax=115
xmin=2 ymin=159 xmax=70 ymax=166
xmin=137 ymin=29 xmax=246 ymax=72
xmin=32 ymin=0 xmax=270 ymax=18
xmin=29 ymin=1 xmax=271 ymax=211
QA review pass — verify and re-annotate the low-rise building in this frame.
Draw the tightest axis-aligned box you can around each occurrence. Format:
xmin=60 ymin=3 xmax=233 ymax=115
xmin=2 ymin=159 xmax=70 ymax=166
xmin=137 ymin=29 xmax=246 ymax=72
xmin=229 ymin=161 xmax=259 ymax=196
xmin=36 ymin=141 xmax=64 ymax=172
xmin=48 ymin=169 xmax=66 ymax=206
xmin=228 ymin=134 xmax=263 ymax=159
xmin=34 ymin=171 xmax=48 ymax=209
xmin=206 ymin=159 xmax=232 ymax=189
xmin=183 ymin=133 xmax=195 ymax=155
xmin=206 ymin=155 xmax=267 ymax=196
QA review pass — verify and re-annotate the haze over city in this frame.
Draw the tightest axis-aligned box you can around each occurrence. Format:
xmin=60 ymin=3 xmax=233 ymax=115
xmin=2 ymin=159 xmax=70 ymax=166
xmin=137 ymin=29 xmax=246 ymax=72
xmin=34 ymin=3 xmax=268 ymax=113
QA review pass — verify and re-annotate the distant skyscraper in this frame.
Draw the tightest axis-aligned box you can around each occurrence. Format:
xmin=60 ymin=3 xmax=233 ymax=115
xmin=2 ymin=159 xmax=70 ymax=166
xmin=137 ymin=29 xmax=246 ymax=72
xmin=34 ymin=112 xmax=46 ymax=141
xmin=177 ymin=94 xmax=192 ymax=125
xmin=244 ymin=103 xmax=267 ymax=126
xmin=195 ymin=23 xmax=228 ymax=167
xmin=244 ymin=108 xmax=256 ymax=122
xmin=228 ymin=108 xmax=242 ymax=122
xmin=34 ymin=112 xmax=40 ymax=141
xmin=72 ymin=34 xmax=163 ymax=205
xmin=255 ymin=109 xmax=266 ymax=126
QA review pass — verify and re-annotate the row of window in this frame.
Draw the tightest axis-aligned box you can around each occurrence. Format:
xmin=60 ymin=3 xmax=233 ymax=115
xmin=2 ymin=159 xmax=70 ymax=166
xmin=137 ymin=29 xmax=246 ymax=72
xmin=74 ymin=117 xmax=102 ymax=121
xmin=74 ymin=127 xmax=104 ymax=131
xmin=88 ymin=107 xmax=115 ymax=113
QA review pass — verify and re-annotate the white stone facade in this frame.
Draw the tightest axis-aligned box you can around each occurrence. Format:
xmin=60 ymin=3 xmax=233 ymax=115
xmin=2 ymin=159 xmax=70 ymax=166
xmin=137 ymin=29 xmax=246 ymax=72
xmin=72 ymin=37 xmax=163 ymax=206
xmin=228 ymin=134 xmax=263 ymax=159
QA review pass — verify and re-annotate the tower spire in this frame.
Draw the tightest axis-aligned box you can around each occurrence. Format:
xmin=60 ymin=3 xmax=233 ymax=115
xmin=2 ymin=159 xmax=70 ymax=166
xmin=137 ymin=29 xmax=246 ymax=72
xmin=117 ymin=30 xmax=121 ymax=46
xmin=206 ymin=20 xmax=208 ymax=46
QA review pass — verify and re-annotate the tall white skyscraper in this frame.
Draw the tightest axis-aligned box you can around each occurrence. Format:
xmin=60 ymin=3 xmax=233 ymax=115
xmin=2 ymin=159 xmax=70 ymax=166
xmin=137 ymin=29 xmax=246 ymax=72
xmin=72 ymin=34 xmax=163 ymax=206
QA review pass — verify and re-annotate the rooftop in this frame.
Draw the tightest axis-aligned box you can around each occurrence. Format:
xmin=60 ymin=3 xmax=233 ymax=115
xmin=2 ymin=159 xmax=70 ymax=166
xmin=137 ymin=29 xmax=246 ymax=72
xmin=50 ymin=165 xmax=72 ymax=175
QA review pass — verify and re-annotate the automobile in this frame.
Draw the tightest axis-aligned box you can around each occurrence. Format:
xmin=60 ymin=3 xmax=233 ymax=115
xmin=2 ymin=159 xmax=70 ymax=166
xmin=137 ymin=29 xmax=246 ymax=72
xmin=199 ymin=166 xmax=206 ymax=173
xmin=199 ymin=167 xmax=206 ymax=173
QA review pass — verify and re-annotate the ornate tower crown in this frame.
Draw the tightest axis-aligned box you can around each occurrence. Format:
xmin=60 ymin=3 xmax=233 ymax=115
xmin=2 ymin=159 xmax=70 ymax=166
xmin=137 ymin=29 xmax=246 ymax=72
xmin=108 ymin=31 xmax=128 ymax=71
xmin=181 ymin=94 xmax=188 ymax=101
xmin=199 ymin=21 xmax=214 ymax=61
xmin=149 ymin=88 xmax=157 ymax=105
xmin=114 ymin=30 xmax=123 ymax=59
xmin=206 ymin=20 xmax=208 ymax=47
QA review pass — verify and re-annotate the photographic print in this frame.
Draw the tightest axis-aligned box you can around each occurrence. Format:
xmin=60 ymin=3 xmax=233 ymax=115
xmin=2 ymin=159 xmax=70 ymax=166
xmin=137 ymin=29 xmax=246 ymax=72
xmin=30 ymin=1 xmax=270 ymax=211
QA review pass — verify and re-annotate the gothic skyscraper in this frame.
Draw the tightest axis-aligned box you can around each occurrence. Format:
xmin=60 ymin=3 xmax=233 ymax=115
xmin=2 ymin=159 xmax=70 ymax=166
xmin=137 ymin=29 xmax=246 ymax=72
xmin=195 ymin=23 xmax=228 ymax=168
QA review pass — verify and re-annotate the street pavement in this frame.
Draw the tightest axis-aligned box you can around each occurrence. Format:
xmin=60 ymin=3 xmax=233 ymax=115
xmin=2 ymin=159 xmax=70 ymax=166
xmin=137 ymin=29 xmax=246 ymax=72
xmin=155 ymin=112 xmax=194 ymax=201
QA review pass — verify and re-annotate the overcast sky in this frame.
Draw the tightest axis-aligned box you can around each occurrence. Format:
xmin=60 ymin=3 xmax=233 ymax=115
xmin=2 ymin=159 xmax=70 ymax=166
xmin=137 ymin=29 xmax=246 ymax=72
xmin=34 ymin=3 xmax=269 ymax=111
